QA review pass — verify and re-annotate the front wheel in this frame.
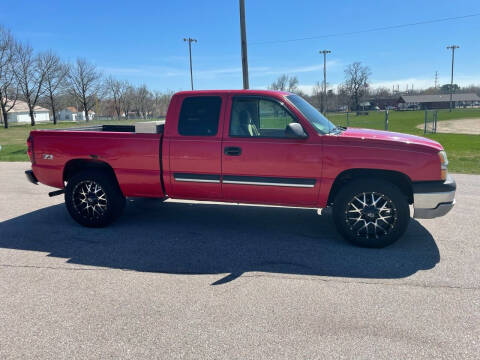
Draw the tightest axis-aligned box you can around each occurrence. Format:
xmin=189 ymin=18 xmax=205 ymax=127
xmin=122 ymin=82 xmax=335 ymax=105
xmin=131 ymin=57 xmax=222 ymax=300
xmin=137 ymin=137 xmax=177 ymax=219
xmin=65 ymin=170 xmax=126 ymax=227
xmin=332 ymin=179 xmax=410 ymax=248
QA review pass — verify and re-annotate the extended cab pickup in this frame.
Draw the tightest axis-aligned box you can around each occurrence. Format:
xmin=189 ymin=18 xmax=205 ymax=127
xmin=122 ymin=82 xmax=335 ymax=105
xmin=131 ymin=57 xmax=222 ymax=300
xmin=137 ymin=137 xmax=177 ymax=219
xmin=25 ymin=90 xmax=456 ymax=247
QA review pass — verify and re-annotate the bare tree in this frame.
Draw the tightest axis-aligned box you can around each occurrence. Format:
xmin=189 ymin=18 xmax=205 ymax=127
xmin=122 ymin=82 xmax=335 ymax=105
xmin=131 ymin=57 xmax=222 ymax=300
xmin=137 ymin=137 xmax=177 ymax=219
xmin=374 ymin=87 xmax=391 ymax=97
xmin=0 ymin=26 xmax=17 ymax=128
xmin=119 ymin=84 xmax=135 ymax=119
xmin=14 ymin=43 xmax=54 ymax=126
xmin=41 ymin=51 xmax=68 ymax=124
xmin=105 ymin=76 xmax=128 ymax=119
xmin=336 ymin=84 xmax=350 ymax=111
xmin=134 ymin=84 xmax=152 ymax=119
xmin=152 ymin=90 xmax=173 ymax=118
xmin=68 ymin=58 xmax=102 ymax=122
xmin=288 ymin=76 xmax=299 ymax=93
xmin=269 ymin=74 xmax=301 ymax=93
xmin=309 ymin=81 xmax=323 ymax=109
xmin=342 ymin=62 xmax=371 ymax=111
xmin=269 ymin=74 xmax=288 ymax=91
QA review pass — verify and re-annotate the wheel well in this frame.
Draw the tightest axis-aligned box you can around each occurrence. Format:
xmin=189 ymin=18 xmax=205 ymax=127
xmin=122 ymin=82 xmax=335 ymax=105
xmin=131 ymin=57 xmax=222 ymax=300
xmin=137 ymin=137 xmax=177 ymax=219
xmin=63 ymin=159 xmax=119 ymax=186
xmin=327 ymin=169 xmax=413 ymax=205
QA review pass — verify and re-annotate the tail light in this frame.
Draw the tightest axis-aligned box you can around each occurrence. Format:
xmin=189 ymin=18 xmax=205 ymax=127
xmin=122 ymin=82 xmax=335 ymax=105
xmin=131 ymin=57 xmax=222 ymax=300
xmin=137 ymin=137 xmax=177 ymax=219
xmin=27 ymin=135 xmax=35 ymax=164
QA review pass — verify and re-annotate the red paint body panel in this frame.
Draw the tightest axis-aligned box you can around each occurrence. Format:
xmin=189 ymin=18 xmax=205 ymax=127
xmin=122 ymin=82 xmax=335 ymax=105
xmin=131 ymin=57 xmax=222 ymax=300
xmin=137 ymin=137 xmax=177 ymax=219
xmin=163 ymin=92 xmax=227 ymax=200
xmin=31 ymin=131 xmax=163 ymax=198
xmin=221 ymin=93 xmax=322 ymax=206
xmin=28 ymin=90 xmax=445 ymax=209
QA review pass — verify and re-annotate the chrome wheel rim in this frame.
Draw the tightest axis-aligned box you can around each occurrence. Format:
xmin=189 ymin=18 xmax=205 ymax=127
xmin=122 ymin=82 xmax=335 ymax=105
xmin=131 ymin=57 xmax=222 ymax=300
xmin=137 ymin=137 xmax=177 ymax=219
xmin=72 ymin=180 xmax=108 ymax=220
xmin=345 ymin=192 xmax=397 ymax=239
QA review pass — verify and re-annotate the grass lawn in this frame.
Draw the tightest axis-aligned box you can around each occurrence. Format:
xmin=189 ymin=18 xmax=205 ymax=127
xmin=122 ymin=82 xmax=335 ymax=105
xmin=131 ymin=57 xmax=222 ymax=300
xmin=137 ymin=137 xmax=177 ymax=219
xmin=0 ymin=109 xmax=479 ymax=173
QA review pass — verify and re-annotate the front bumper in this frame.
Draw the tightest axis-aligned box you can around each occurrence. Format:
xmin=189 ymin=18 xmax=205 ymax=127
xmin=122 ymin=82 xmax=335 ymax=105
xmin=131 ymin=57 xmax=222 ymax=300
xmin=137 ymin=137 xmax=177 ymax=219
xmin=413 ymin=175 xmax=456 ymax=219
xmin=25 ymin=170 xmax=38 ymax=185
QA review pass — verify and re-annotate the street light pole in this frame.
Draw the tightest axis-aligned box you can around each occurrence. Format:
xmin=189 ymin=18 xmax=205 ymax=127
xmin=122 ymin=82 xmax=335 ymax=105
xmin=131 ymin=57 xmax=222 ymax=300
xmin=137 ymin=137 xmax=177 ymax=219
xmin=239 ymin=0 xmax=249 ymax=89
xmin=446 ymin=45 xmax=459 ymax=112
xmin=319 ymin=50 xmax=331 ymax=114
xmin=183 ymin=37 xmax=197 ymax=90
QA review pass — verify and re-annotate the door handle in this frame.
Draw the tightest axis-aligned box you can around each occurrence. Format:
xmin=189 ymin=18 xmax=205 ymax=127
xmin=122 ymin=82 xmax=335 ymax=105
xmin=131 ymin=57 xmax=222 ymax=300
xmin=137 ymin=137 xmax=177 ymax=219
xmin=224 ymin=146 xmax=242 ymax=156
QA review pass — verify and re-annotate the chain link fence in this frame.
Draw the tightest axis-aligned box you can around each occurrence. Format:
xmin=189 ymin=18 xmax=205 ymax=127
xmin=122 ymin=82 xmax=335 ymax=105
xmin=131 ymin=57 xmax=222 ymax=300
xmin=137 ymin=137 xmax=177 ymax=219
xmin=423 ymin=110 xmax=438 ymax=134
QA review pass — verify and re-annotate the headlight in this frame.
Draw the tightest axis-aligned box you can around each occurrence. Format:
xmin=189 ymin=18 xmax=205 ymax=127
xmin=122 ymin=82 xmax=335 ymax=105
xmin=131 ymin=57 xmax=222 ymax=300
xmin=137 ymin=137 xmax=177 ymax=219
xmin=439 ymin=151 xmax=448 ymax=180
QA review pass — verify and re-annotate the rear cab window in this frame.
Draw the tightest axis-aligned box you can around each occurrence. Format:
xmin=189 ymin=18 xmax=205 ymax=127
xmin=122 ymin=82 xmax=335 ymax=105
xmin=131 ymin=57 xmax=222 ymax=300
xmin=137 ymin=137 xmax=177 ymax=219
xmin=178 ymin=96 xmax=222 ymax=136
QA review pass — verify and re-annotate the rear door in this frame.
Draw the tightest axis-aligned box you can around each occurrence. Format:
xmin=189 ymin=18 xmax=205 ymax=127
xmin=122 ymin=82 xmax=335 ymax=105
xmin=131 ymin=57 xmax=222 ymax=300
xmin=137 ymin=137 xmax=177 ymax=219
xmin=221 ymin=95 xmax=322 ymax=207
xmin=166 ymin=94 xmax=225 ymax=200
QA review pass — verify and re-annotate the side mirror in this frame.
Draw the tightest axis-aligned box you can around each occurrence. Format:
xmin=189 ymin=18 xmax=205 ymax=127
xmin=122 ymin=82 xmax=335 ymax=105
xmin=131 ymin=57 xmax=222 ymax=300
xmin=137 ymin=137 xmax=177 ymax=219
xmin=286 ymin=122 xmax=308 ymax=139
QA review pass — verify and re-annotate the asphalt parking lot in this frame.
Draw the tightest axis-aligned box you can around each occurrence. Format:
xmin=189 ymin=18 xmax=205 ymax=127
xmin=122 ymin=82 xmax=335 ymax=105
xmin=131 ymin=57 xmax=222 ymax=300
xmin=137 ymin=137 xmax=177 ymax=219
xmin=0 ymin=162 xmax=478 ymax=359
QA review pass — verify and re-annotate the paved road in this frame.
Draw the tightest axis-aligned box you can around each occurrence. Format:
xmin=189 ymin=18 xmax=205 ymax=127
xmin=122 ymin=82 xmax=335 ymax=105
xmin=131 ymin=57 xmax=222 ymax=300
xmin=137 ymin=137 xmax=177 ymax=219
xmin=0 ymin=162 xmax=478 ymax=359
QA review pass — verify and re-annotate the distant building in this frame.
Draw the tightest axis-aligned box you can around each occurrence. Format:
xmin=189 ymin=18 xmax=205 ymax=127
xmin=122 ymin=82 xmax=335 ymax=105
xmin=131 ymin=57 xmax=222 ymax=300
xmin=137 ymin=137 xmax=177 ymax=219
xmin=3 ymin=99 xmax=50 ymax=123
xmin=58 ymin=107 xmax=95 ymax=121
xmin=371 ymin=97 xmax=402 ymax=110
xmin=399 ymin=93 xmax=480 ymax=110
xmin=58 ymin=106 xmax=80 ymax=121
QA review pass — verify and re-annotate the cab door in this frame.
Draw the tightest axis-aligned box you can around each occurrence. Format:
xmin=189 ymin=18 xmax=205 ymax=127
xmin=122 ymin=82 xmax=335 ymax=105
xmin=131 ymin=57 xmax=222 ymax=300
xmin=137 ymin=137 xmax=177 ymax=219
xmin=165 ymin=94 xmax=225 ymax=200
xmin=221 ymin=95 xmax=322 ymax=207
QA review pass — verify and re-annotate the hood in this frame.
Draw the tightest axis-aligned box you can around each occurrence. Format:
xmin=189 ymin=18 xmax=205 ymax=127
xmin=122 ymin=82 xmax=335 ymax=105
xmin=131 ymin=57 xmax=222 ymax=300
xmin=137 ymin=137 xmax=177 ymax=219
xmin=339 ymin=127 xmax=443 ymax=151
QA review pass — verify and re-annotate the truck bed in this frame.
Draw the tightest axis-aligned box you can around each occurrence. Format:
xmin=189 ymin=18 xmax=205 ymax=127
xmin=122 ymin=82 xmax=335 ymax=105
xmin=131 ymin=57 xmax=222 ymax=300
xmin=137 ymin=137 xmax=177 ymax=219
xmin=29 ymin=122 xmax=165 ymax=198
xmin=60 ymin=120 xmax=165 ymax=134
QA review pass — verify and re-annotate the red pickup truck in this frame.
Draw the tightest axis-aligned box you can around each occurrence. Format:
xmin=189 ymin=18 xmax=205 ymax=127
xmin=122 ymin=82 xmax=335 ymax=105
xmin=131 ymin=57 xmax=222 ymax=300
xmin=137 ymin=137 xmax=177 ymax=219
xmin=25 ymin=90 xmax=455 ymax=247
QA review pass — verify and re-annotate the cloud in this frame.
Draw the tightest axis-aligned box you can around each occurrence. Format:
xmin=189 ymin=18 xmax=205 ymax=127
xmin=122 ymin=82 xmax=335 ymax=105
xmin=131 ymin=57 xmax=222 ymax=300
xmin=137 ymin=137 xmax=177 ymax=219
xmin=101 ymin=65 xmax=245 ymax=79
xmin=297 ymin=84 xmax=319 ymax=94
xmin=101 ymin=61 xmax=340 ymax=81
xmin=250 ymin=60 xmax=340 ymax=77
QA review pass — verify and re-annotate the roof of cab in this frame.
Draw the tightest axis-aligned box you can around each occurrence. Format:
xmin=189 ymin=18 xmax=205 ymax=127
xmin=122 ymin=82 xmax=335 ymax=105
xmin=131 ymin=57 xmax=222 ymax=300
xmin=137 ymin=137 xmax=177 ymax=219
xmin=174 ymin=89 xmax=292 ymax=97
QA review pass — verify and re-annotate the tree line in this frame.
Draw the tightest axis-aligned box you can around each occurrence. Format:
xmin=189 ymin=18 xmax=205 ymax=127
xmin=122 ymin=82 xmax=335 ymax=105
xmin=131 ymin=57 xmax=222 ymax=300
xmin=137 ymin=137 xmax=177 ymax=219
xmin=0 ymin=25 xmax=172 ymax=129
xmin=270 ymin=62 xmax=480 ymax=113
xmin=269 ymin=62 xmax=374 ymax=112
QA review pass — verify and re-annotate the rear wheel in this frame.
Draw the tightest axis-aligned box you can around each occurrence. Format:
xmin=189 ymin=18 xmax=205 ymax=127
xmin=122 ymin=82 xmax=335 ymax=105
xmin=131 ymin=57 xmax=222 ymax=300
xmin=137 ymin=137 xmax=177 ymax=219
xmin=65 ymin=170 xmax=125 ymax=227
xmin=332 ymin=179 xmax=409 ymax=248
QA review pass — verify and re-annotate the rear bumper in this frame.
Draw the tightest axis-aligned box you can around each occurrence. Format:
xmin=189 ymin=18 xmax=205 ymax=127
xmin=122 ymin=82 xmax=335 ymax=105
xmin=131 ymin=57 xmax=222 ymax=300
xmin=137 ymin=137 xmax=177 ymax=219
xmin=413 ymin=175 xmax=456 ymax=219
xmin=25 ymin=170 xmax=38 ymax=185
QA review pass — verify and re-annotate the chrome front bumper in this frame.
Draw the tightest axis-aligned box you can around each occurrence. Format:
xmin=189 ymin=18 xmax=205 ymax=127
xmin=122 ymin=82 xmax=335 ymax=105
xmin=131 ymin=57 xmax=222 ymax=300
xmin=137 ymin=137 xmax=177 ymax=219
xmin=413 ymin=175 xmax=456 ymax=219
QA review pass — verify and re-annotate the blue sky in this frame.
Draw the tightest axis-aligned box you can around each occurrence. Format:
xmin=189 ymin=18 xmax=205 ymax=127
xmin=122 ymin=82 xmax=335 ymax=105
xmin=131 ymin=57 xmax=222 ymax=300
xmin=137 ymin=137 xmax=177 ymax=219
xmin=2 ymin=0 xmax=480 ymax=94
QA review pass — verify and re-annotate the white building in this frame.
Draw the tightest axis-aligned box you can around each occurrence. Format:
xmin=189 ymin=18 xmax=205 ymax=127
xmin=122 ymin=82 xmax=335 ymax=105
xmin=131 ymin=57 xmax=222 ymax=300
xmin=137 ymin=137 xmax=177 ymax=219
xmin=58 ymin=106 xmax=79 ymax=121
xmin=4 ymin=99 xmax=50 ymax=123
xmin=58 ymin=106 xmax=95 ymax=121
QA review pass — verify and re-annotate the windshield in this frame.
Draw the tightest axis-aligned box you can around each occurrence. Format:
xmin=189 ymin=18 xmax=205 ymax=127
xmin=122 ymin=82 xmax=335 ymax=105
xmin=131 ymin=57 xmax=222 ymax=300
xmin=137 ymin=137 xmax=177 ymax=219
xmin=286 ymin=94 xmax=337 ymax=134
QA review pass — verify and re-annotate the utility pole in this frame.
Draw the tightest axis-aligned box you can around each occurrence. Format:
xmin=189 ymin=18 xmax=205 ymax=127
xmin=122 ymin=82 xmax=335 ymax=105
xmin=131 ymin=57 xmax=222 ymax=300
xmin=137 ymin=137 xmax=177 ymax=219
xmin=446 ymin=45 xmax=459 ymax=112
xmin=434 ymin=71 xmax=439 ymax=89
xmin=319 ymin=49 xmax=331 ymax=113
xmin=183 ymin=37 xmax=197 ymax=90
xmin=239 ymin=0 xmax=249 ymax=89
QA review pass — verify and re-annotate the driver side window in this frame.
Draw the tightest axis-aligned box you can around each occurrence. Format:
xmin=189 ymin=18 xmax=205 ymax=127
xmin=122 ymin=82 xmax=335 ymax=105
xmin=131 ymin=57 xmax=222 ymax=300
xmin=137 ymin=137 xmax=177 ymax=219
xmin=229 ymin=97 xmax=296 ymax=138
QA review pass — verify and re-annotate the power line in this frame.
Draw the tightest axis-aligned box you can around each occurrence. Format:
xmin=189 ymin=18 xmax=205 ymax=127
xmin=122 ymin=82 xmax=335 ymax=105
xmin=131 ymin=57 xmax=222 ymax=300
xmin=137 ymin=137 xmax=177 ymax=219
xmin=250 ymin=13 xmax=480 ymax=45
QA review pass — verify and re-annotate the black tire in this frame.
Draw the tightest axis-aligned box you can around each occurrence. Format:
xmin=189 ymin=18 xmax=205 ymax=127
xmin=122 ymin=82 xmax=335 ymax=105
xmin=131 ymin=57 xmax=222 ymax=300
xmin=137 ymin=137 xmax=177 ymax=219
xmin=332 ymin=179 xmax=410 ymax=248
xmin=65 ymin=170 xmax=125 ymax=227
